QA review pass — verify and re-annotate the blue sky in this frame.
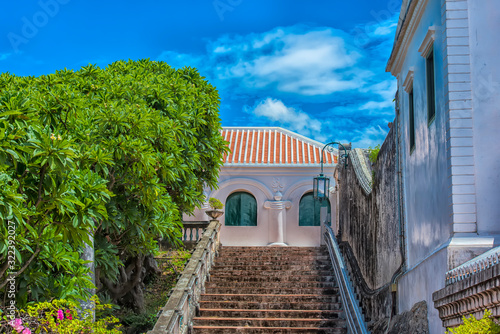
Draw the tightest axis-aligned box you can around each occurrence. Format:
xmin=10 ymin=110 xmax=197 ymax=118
xmin=0 ymin=0 xmax=401 ymax=148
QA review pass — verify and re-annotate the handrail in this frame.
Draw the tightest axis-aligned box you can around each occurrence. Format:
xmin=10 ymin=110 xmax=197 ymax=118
xmin=324 ymin=224 xmax=370 ymax=334
xmin=148 ymin=220 xmax=221 ymax=334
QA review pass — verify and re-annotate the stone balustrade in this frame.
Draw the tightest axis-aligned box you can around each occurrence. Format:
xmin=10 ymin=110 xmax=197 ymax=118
xmin=433 ymin=246 xmax=500 ymax=328
xmin=182 ymin=221 xmax=210 ymax=249
xmin=148 ymin=220 xmax=221 ymax=334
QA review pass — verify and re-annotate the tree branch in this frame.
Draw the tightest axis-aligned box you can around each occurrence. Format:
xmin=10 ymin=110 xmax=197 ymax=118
xmin=0 ymin=260 xmax=9 ymax=279
xmin=35 ymin=164 xmax=48 ymax=208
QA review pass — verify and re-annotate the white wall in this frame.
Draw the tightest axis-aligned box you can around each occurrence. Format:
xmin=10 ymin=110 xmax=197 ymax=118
xmin=392 ymin=0 xmax=500 ymax=332
xmin=468 ymin=0 xmax=500 ymax=236
xmin=398 ymin=0 xmax=451 ymax=269
xmin=393 ymin=1 xmax=453 ymax=332
xmin=398 ymin=247 xmax=448 ymax=334
xmin=184 ymin=166 xmax=336 ymax=247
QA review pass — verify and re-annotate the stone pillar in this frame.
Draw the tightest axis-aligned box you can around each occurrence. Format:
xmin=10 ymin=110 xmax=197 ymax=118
xmin=264 ymin=191 xmax=292 ymax=246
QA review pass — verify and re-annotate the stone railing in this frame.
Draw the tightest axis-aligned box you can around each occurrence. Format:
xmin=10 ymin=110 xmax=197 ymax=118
xmin=148 ymin=220 xmax=221 ymax=334
xmin=433 ymin=246 xmax=500 ymax=328
xmin=182 ymin=221 xmax=210 ymax=249
xmin=324 ymin=224 xmax=370 ymax=334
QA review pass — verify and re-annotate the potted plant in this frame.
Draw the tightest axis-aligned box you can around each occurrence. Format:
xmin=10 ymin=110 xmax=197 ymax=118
xmin=205 ymin=197 xmax=224 ymax=220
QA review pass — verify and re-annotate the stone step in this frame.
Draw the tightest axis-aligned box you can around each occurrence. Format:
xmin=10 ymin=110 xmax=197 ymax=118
xmin=192 ymin=326 xmax=347 ymax=334
xmin=205 ymin=281 xmax=337 ymax=289
xmin=199 ymin=293 xmax=339 ymax=303
xmin=209 ymin=270 xmax=334 ymax=277
xmin=215 ymin=253 xmax=330 ymax=262
xmin=212 ymin=264 xmax=333 ymax=271
xmin=204 ymin=287 xmax=338 ymax=295
xmin=198 ymin=308 xmax=343 ymax=319
xmin=210 ymin=274 xmax=336 ymax=283
xmin=219 ymin=248 xmax=326 ymax=253
xmin=219 ymin=247 xmax=327 ymax=255
xmin=198 ymin=300 xmax=343 ymax=311
xmin=221 ymin=246 xmax=324 ymax=250
xmin=214 ymin=259 xmax=331 ymax=266
xmin=192 ymin=247 xmax=345 ymax=334
xmin=193 ymin=316 xmax=345 ymax=328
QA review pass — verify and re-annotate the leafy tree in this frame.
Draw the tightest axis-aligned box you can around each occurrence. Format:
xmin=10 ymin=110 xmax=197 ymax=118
xmin=0 ymin=60 xmax=228 ymax=312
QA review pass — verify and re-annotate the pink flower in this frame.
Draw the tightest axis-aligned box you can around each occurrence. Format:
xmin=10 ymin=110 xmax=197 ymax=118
xmin=22 ymin=329 xmax=31 ymax=334
xmin=57 ymin=309 xmax=64 ymax=320
xmin=8 ymin=318 xmax=23 ymax=327
xmin=9 ymin=318 xmax=24 ymax=332
xmin=65 ymin=309 xmax=73 ymax=320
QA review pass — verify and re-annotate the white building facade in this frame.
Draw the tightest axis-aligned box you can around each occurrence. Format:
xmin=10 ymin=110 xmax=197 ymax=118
xmin=386 ymin=0 xmax=500 ymax=332
xmin=184 ymin=127 xmax=338 ymax=247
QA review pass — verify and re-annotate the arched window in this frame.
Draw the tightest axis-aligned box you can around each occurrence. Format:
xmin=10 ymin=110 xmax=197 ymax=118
xmin=225 ymin=192 xmax=257 ymax=226
xmin=299 ymin=193 xmax=331 ymax=226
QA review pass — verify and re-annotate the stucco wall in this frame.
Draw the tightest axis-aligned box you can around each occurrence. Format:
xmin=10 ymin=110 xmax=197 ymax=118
xmin=184 ymin=166 xmax=336 ymax=247
xmin=468 ymin=0 xmax=500 ymax=235
xmin=397 ymin=0 xmax=451 ymax=268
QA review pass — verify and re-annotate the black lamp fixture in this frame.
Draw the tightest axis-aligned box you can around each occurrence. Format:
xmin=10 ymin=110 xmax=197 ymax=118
xmin=313 ymin=141 xmax=350 ymax=201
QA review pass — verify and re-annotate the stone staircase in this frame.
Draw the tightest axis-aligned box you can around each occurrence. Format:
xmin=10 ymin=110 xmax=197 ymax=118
xmin=192 ymin=246 xmax=347 ymax=333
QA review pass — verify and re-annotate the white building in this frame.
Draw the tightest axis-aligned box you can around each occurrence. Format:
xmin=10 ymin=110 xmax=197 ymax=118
xmin=386 ymin=0 xmax=500 ymax=332
xmin=184 ymin=127 xmax=338 ymax=247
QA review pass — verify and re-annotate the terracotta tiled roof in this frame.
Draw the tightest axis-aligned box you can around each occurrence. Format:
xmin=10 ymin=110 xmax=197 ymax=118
xmin=221 ymin=127 xmax=337 ymax=166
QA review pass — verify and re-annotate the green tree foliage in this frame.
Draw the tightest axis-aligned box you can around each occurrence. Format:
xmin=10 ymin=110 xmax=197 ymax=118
xmin=0 ymin=59 xmax=228 ymax=311
xmin=446 ymin=309 xmax=500 ymax=334
xmin=368 ymin=144 xmax=381 ymax=164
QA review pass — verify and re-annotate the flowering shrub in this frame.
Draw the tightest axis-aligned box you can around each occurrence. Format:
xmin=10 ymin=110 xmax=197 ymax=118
xmin=0 ymin=297 xmax=121 ymax=333
xmin=446 ymin=309 xmax=500 ymax=334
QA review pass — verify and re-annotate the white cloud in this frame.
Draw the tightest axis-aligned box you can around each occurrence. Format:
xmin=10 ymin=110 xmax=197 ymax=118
xmin=210 ymin=27 xmax=366 ymax=96
xmin=350 ymin=124 xmax=389 ymax=148
xmin=156 ymin=15 xmax=400 ymax=148
xmin=249 ymin=97 xmax=322 ymax=136
xmin=373 ymin=22 xmax=398 ymax=36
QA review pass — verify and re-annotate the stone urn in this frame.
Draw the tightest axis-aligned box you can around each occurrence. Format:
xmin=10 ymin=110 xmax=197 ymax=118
xmin=205 ymin=209 xmax=224 ymax=220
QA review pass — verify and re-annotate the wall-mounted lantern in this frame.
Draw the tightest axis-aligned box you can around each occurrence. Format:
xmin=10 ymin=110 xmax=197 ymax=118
xmin=313 ymin=142 xmax=350 ymax=201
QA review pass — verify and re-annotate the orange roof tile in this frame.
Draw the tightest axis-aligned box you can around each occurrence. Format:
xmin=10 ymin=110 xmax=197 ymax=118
xmin=221 ymin=127 xmax=338 ymax=166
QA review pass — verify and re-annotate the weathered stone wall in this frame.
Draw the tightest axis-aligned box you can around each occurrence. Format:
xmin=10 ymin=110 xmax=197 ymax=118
xmin=336 ymin=126 xmax=403 ymax=322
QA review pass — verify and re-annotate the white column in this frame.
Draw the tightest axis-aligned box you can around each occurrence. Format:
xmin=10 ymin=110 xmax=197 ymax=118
xmin=264 ymin=191 xmax=292 ymax=246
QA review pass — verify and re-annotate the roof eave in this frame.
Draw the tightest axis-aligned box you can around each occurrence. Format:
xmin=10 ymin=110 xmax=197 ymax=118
xmin=386 ymin=0 xmax=418 ymax=75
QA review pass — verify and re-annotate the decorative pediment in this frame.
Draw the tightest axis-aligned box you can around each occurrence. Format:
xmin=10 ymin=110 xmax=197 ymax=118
xmin=418 ymin=26 xmax=436 ymax=57
xmin=403 ymin=68 xmax=415 ymax=93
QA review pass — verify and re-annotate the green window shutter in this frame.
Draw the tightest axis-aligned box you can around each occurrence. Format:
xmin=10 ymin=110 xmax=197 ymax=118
xmin=225 ymin=192 xmax=257 ymax=226
xmin=299 ymin=193 xmax=331 ymax=226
